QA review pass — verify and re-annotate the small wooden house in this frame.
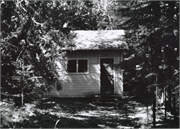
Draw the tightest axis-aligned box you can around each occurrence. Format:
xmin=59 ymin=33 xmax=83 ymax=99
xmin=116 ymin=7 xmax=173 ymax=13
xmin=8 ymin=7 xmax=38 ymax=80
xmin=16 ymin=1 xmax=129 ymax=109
xmin=49 ymin=30 xmax=128 ymax=98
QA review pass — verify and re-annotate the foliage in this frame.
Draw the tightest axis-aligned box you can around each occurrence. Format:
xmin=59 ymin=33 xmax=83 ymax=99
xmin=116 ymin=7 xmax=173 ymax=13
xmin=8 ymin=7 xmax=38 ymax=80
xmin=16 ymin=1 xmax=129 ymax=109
xmin=1 ymin=0 xmax=104 ymax=105
xmin=1 ymin=0 xmax=179 ymax=128
xmin=1 ymin=98 xmax=178 ymax=128
xmin=117 ymin=0 xmax=179 ymax=125
xmin=0 ymin=101 xmax=36 ymax=128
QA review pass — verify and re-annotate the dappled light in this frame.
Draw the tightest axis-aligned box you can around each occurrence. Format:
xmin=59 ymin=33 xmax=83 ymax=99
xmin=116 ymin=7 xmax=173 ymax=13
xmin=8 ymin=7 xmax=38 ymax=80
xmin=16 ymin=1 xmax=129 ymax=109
xmin=1 ymin=97 xmax=178 ymax=128
xmin=49 ymin=54 xmax=101 ymax=97
xmin=1 ymin=0 xmax=179 ymax=128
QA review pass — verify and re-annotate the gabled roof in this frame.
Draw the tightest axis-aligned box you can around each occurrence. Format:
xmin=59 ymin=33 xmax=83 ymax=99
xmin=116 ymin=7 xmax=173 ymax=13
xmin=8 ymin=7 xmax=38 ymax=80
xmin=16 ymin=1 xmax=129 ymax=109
xmin=66 ymin=30 xmax=128 ymax=50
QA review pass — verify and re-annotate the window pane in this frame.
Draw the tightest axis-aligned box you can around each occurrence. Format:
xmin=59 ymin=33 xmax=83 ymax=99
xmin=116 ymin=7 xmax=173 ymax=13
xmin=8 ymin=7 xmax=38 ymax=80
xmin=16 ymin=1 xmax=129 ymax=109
xmin=78 ymin=60 xmax=87 ymax=72
xmin=67 ymin=60 xmax=76 ymax=73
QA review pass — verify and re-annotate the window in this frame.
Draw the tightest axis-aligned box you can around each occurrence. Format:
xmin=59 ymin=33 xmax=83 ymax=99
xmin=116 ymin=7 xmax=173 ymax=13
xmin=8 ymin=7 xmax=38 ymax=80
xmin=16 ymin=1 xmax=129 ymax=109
xmin=67 ymin=60 xmax=76 ymax=72
xmin=78 ymin=60 xmax=87 ymax=72
xmin=67 ymin=59 xmax=88 ymax=73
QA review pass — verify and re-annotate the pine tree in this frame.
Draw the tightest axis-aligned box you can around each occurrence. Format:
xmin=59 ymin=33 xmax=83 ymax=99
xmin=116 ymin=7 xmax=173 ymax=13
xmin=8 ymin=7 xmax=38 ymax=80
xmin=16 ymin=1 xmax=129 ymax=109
xmin=1 ymin=0 xmax=104 ymax=105
xmin=117 ymin=0 xmax=179 ymax=127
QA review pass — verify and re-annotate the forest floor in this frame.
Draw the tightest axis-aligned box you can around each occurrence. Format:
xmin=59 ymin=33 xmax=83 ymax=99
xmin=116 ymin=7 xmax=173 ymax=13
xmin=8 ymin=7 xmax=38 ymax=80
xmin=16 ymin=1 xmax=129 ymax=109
xmin=1 ymin=96 xmax=179 ymax=128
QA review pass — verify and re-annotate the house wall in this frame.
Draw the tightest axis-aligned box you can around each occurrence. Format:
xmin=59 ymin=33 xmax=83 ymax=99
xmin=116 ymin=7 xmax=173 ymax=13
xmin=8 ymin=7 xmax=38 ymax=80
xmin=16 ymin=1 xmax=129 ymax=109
xmin=48 ymin=50 xmax=123 ymax=98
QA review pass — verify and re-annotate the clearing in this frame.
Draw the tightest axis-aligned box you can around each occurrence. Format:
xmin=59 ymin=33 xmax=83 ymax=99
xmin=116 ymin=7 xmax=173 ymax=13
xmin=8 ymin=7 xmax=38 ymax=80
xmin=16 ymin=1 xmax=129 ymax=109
xmin=1 ymin=97 xmax=178 ymax=128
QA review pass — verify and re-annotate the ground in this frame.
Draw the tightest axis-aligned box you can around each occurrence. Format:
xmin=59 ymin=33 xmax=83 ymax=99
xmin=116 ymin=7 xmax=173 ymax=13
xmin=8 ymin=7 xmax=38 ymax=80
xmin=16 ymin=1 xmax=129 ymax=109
xmin=0 ymin=96 xmax=179 ymax=128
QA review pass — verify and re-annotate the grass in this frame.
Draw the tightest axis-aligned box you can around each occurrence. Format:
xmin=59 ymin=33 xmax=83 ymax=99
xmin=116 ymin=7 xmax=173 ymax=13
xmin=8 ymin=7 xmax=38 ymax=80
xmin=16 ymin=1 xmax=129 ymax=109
xmin=1 ymin=97 xmax=179 ymax=128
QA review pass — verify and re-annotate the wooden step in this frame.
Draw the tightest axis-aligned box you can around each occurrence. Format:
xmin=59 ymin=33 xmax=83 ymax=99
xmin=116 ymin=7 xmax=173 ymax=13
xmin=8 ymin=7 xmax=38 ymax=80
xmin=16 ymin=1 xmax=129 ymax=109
xmin=94 ymin=94 xmax=122 ymax=98
xmin=92 ymin=94 xmax=122 ymax=106
xmin=92 ymin=101 xmax=116 ymax=106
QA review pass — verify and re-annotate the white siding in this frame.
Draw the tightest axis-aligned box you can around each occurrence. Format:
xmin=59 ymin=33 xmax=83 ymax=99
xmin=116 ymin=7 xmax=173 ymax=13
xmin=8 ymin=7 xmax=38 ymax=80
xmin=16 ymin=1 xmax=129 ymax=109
xmin=48 ymin=51 xmax=123 ymax=98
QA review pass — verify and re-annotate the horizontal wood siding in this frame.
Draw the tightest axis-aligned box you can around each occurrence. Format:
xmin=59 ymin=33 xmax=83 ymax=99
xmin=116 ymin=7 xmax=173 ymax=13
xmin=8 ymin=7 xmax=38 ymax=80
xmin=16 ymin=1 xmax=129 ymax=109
xmin=49 ymin=51 xmax=123 ymax=98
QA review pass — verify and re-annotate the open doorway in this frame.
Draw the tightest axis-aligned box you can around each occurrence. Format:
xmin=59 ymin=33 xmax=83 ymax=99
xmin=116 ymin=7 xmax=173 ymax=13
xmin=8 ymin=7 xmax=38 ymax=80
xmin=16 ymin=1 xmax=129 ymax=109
xmin=100 ymin=58 xmax=114 ymax=94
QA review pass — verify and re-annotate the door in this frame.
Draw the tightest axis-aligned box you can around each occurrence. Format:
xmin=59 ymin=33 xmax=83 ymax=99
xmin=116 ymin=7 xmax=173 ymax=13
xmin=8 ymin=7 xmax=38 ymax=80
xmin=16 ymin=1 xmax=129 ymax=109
xmin=100 ymin=58 xmax=114 ymax=94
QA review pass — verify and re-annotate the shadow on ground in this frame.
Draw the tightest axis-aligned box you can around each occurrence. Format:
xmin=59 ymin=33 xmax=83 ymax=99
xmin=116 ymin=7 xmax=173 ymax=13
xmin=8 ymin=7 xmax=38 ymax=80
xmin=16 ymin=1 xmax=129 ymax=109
xmin=11 ymin=97 xmax=179 ymax=128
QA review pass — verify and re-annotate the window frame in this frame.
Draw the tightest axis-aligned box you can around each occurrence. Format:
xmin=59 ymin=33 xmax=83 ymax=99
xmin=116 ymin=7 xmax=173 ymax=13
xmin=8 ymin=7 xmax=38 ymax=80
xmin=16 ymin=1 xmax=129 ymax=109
xmin=67 ymin=58 xmax=89 ymax=74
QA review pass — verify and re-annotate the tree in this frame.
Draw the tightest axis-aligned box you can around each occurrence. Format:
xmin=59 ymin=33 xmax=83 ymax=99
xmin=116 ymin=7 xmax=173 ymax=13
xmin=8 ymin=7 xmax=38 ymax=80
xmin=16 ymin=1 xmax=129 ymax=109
xmin=117 ymin=0 xmax=179 ymax=127
xmin=1 ymin=0 xmax=104 ymax=105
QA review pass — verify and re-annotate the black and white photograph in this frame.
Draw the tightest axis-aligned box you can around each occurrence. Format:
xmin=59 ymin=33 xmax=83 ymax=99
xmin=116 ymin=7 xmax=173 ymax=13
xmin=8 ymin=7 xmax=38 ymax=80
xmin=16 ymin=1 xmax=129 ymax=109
xmin=1 ymin=0 xmax=179 ymax=128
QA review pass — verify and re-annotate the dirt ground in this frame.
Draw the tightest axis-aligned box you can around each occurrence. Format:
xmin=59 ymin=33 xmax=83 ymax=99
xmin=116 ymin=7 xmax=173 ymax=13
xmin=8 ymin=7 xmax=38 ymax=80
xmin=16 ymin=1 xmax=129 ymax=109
xmin=1 ymin=97 xmax=179 ymax=128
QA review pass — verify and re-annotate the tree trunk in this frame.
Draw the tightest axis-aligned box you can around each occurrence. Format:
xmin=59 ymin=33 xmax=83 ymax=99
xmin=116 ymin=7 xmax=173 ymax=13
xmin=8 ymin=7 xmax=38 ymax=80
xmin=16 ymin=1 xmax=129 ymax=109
xmin=164 ymin=88 xmax=167 ymax=125
xmin=21 ymin=91 xmax=24 ymax=106
xmin=146 ymin=104 xmax=149 ymax=125
xmin=153 ymin=87 xmax=156 ymax=127
xmin=168 ymin=86 xmax=172 ymax=112
xmin=173 ymin=93 xmax=176 ymax=121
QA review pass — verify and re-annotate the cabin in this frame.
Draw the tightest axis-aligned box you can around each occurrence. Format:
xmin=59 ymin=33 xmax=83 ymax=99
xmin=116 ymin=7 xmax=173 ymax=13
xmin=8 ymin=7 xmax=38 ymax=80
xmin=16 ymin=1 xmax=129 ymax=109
xmin=48 ymin=30 xmax=128 ymax=98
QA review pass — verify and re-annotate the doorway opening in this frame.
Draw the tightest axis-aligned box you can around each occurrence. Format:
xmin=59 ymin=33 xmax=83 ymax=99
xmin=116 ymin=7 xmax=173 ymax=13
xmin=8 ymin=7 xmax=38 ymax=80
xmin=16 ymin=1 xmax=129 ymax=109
xmin=100 ymin=58 xmax=114 ymax=94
